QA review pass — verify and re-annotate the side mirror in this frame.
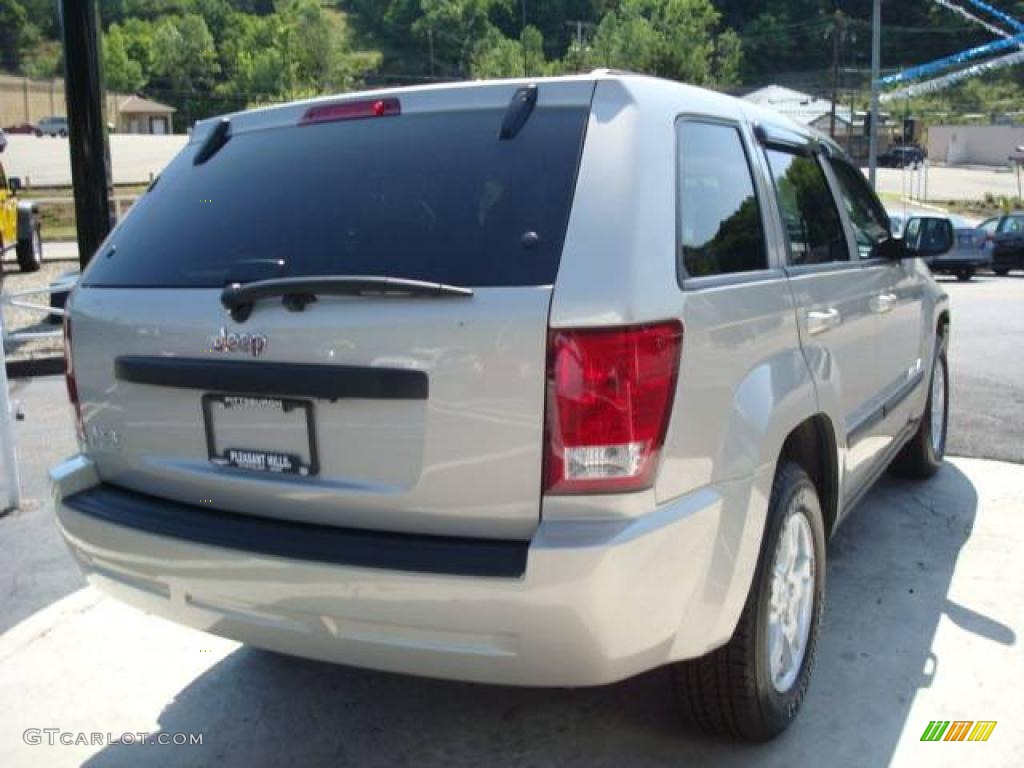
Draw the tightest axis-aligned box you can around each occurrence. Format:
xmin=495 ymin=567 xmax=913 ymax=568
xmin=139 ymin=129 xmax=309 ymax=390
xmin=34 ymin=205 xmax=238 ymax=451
xmin=7 ymin=176 xmax=22 ymax=193
xmin=901 ymin=216 xmax=954 ymax=258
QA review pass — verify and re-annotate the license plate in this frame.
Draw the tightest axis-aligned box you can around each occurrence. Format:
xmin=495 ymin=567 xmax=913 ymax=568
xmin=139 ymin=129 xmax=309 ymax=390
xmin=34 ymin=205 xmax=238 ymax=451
xmin=202 ymin=394 xmax=318 ymax=476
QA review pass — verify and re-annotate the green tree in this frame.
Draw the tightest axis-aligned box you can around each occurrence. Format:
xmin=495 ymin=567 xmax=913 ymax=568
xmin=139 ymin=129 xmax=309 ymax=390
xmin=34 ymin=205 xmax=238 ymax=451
xmin=103 ymin=24 xmax=145 ymax=92
xmin=581 ymin=0 xmax=737 ymax=86
xmin=150 ymin=14 xmax=220 ymax=125
xmin=469 ymin=24 xmax=548 ymax=78
xmin=0 ymin=0 xmax=34 ymax=71
xmin=415 ymin=0 xmax=511 ymax=76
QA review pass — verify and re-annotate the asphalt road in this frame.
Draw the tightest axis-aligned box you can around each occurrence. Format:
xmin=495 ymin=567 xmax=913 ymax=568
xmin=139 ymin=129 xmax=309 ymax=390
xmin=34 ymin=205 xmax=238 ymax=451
xmin=874 ymin=164 xmax=1023 ymax=203
xmin=940 ymin=274 xmax=1024 ymax=463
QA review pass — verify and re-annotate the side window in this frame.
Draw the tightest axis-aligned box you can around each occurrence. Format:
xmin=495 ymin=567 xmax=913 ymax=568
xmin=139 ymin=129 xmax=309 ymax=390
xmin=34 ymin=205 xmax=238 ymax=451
xmin=1000 ymin=216 xmax=1024 ymax=234
xmin=979 ymin=217 xmax=999 ymax=235
xmin=829 ymin=158 xmax=891 ymax=259
xmin=677 ymin=121 xmax=767 ymax=278
xmin=764 ymin=149 xmax=849 ymax=266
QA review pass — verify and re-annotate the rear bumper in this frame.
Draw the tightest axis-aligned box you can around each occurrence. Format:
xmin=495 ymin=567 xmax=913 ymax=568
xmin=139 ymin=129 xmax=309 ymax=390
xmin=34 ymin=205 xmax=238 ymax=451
xmin=928 ymin=255 xmax=992 ymax=272
xmin=51 ymin=455 xmax=770 ymax=687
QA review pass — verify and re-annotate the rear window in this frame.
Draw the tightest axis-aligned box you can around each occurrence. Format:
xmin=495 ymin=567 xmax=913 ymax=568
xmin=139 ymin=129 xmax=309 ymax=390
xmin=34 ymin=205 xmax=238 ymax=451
xmin=83 ymin=105 xmax=589 ymax=288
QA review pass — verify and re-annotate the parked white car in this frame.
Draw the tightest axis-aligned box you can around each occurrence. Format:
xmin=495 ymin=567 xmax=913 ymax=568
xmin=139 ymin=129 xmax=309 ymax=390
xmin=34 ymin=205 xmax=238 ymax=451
xmin=51 ymin=72 xmax=952 ymax=741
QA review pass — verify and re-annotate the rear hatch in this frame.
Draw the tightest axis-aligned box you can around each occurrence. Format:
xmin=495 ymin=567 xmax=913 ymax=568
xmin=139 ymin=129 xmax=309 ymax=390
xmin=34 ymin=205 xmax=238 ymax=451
xmin=69 ymin=80 xmax=594 ymax=540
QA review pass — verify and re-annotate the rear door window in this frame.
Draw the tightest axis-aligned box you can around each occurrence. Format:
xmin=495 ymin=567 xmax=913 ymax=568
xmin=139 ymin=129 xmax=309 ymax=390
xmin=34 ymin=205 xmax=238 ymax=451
xmin=83 ymin=105 xmax=589 ymax=288
xmin=677 ymin=120 xmax=767 ymax=279
xmin=764 ymin=149 xmax=849 ymax=266
xmin=999 ymin=215 xmax=1024 ymax=234
xmin=828 ymin=158 xmax=891 ymax=260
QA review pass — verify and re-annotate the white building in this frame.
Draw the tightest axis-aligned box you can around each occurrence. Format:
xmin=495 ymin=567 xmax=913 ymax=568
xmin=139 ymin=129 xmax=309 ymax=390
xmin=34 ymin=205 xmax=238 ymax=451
xmin=929 ymin=124 xmax=1024 ymax=167
xmin=741 ymin=85 xmax=870 ymax=137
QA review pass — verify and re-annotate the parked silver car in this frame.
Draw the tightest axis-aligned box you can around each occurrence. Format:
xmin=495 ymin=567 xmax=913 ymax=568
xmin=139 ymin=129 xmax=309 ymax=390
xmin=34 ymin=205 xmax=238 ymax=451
xmin=35 ymin=115 xmax=68 ymax=137
xmin=51 ymin=73 xmax=952 ymax=741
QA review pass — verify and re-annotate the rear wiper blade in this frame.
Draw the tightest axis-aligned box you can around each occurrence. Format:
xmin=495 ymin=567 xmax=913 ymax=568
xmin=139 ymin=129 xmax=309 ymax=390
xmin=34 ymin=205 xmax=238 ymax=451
xmin=221 ymin=275 xmax=474 ymax=322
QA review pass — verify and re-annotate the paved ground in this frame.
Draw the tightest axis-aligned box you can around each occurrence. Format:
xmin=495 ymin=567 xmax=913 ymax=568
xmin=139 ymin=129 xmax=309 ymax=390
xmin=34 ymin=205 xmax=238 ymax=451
xmin=3 ymin=134 xmax=187 ymax=186
xmin=1 ymin=445 xmax=1020 ymax=766
xmin=0 ymin=262 xmax=1022 ymax=765
xmin=874 ymin=164 xmax=1022 ymax=203
xmin=940 ymin=274 xmax=1024 ymax=464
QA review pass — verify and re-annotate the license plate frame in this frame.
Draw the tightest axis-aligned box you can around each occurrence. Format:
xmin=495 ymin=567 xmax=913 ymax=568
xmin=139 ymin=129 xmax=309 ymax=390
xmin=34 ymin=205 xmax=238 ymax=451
xmin=202 ymin=394 xmax=319 ymax=477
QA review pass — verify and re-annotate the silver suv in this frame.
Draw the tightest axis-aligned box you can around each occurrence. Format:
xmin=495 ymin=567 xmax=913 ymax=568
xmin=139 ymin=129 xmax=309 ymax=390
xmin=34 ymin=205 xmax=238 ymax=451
xmin=51 ymin=73 xmax=952 ymax=741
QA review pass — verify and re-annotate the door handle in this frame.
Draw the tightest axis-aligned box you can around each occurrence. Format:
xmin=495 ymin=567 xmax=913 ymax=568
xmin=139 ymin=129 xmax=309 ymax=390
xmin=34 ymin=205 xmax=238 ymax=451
xmin=870 ymin=293 xmax=897 ymax=313
xmin=806 ymin=308 xmax=842 ymax=336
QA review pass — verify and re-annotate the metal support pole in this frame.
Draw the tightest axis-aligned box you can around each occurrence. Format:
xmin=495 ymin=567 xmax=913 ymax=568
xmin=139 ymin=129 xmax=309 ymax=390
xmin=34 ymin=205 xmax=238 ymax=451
xmin=60 ymin=0 xmax=112 ymax=269
xmin=0 ymin=313 xmax=23 ymax=513
xmin=868 ymin=0 xmax=881 ymax=188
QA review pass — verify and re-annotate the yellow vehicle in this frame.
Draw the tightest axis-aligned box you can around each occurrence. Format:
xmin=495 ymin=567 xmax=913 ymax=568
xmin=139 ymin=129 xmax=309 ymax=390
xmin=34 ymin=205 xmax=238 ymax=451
xmin=0 ymin=157 xmax=43 ymax=273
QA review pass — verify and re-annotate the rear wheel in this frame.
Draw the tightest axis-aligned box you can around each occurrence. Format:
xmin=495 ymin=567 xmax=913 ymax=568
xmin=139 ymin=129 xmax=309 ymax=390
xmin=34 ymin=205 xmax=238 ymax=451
xmin=956 ymin=268 xmax=973 ymax=282
xmin=16 ymin=219 xmax=43 ymax=273
xmin=891 ymin=333 xmax=948 ymax=479
xmin=672 ymin=461 xmax=826 ymax=741
xmin=994 ymin=268 xmax=1010 ymax=276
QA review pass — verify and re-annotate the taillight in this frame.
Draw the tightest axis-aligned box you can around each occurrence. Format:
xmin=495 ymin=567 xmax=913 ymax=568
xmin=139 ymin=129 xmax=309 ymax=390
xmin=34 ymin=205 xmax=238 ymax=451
xmin=544 ymin=321 xmax=682 ymax=494
xmin=298 ymin=98 xmax=401 ymax=126
xmin=63 ymin=313 xmax=83 ymax=442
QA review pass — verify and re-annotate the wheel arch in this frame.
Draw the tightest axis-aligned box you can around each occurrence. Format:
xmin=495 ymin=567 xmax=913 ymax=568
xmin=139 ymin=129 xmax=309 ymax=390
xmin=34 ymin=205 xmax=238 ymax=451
xmin=777 ymin=414 xmax=840 ymax=537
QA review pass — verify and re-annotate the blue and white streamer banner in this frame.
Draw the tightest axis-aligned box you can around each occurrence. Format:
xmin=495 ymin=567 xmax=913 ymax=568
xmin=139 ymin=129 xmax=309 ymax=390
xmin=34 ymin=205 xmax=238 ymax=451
xmin=960 ymin=0 xmax=1024 ymax=33
xmin=932 ymin=0 xmax=1017 ymax=40
xmin=882 ymin=48 xmax=1024 ymax=101
xmin=880 ymin=31 xmax=1024 ymax=86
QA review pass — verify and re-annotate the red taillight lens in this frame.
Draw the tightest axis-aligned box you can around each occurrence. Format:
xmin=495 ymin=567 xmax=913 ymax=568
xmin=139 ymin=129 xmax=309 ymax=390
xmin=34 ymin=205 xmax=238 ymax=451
xmin=63 ymin=314 xmax=83 ymax=441
xmin=544 ymin=321 xmax=682 ymax=494
xmin=298 ymin=98 xmax=401 ymax=126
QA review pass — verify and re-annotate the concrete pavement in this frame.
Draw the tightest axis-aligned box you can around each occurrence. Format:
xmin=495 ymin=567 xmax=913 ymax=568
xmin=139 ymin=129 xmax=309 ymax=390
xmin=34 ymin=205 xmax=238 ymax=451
xmin=874 ymin=165 xmax=1022 ymax=203
xmin=0 ymin=457 xmax=1020 ymax=767
xmin=3 ymin=134 xmax=187 ymax=187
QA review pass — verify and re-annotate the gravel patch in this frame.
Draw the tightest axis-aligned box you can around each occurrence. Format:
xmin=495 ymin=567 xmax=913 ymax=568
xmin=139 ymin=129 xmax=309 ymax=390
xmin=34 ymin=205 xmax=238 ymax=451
xmin=1 ymin=249 xmax=78 ymax=363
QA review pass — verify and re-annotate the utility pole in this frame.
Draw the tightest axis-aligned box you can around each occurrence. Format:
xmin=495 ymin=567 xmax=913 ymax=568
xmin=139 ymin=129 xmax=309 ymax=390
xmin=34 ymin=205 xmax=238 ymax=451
xmin=427 ymin=27 xmax=435 ymax=78
xmin=829 ymin=12 xmax=841 ymax=139
xmin=60 ymin=0 xmax=112 ymax=268
xmin=576 ymin=20 xmax=583 ymax=73
xmin=521 ymin=0 xmax=527 ymax=31
xmin=868 ymin=0 xmax=881 ymax=187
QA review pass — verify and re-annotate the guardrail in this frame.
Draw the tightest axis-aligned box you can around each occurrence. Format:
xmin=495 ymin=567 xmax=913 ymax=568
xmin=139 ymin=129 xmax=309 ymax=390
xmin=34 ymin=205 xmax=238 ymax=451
xmin=1 ymin=284 xmax=66 ymax=511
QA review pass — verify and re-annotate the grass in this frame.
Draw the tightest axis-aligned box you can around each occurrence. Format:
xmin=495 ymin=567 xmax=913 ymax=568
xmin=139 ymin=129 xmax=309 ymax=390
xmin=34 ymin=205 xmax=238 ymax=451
xmin=28 ymin=184 xmax=143 ymax=242
xmin=877 ymin=190 xmax=1022 ymax=219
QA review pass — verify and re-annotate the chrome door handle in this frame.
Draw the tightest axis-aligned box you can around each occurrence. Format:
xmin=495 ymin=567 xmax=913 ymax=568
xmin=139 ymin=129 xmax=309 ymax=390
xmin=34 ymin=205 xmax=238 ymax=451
xmin=870 ymin=293 xmax=897 ymax=313
xmin=806 ymin=308 xmax=842 ymax=336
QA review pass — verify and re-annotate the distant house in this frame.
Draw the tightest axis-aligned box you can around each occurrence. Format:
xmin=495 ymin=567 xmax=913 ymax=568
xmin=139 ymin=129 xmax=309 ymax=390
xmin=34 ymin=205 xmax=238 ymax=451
xmin=740 ymin=85 xmax=877 ymax=137
xmin=117 ymin=95 xmax=175 ymax=135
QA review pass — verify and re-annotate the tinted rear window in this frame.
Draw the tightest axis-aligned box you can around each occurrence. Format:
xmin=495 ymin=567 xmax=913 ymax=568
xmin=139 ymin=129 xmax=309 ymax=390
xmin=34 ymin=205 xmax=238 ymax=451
xmin=83 ymin=106 xmax=589 ymax=288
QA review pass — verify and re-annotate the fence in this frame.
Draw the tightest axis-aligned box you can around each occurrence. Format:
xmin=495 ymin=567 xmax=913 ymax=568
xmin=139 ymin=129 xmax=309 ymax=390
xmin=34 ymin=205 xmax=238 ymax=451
xmin=0 ymin=73 xmax=129 ymax=127
xmin=1 ymin=283 xmax=66 ymax=511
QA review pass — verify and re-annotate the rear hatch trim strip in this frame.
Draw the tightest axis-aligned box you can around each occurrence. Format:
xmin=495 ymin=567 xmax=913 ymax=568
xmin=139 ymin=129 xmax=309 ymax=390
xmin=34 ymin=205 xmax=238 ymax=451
xmin=65 ymin=484 xmax=529 ymax=578
xmin=115 ymin=356 xmax=428 ymax=400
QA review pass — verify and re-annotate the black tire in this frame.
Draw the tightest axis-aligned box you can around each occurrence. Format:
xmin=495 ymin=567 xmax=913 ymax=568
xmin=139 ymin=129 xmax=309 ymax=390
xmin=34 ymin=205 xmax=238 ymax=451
xmin=994 ymin=268 xmax=1010 ymax=276
xmin=956 ymin=268 xmax=973 ymax=282
xmin=672 ymin=461 xmax=826 ymax=741
xmin=16 ymin=219 xmax=43 ymax=273
xmin=891 ymin=332 xmax=948 ymax=479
